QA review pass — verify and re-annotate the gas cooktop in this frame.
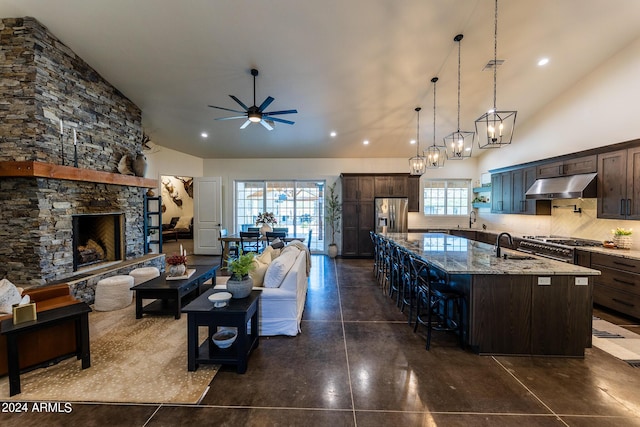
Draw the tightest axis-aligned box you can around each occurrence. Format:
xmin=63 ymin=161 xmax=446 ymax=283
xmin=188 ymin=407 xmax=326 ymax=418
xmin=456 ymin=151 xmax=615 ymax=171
xmin=521 ymin=235 xmax=601 ymax=247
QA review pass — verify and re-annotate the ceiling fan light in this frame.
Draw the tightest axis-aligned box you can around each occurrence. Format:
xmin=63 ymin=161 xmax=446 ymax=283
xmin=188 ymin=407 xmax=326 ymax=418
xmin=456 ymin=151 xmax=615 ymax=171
xmin=248 ymin=112 xmax=262 ymax=123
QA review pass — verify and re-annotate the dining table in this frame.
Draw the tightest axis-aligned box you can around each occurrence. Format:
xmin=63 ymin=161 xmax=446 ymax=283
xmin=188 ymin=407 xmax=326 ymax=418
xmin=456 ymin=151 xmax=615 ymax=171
xmin=219 ymin=233 xmax=306 ymax=270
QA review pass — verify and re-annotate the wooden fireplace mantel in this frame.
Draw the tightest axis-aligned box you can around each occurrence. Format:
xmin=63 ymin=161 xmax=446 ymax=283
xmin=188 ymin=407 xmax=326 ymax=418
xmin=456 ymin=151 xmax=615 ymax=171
xmin=0 ymin=161 xmax=157 ymax=188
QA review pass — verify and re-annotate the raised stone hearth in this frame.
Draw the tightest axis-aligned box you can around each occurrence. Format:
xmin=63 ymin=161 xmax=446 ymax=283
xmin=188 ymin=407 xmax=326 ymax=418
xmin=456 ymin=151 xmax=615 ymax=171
xmin=0 ymin=17 xmax=160 ymax=291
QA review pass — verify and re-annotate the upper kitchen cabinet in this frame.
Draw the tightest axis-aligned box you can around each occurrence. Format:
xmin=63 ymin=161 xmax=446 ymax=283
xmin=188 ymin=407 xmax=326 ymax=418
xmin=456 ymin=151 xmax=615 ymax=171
xmin=536 ymin=155 xmax=597 ymax=178
xmin=342 ymin=175 xmax=375 ymax=202
xmin=491 ymin=172 xmax=512 ymax=214
xmin=374 ymin=175 xmax=407 ymax=197
xmin=597 ymin=147 xmax=640 ymax=220
xmin=511 ymin=167 xmax=551 ymax=215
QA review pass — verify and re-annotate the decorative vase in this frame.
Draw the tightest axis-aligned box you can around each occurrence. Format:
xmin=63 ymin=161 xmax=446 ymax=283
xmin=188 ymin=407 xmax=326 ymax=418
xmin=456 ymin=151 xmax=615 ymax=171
xmin=169 ymin=263 xmax=186 ymax=277
xmin=613 ymin=235 xmax=632 ymax=249
xmin=226 ymin=276 xmax=253 ymax=299
xmin=133 ymin=152 xmax=147 ymax=177
xmin=328 ymin=244 xmax=338 ymax=258
xmin=260 ymin=223 xmax=272 ymax=234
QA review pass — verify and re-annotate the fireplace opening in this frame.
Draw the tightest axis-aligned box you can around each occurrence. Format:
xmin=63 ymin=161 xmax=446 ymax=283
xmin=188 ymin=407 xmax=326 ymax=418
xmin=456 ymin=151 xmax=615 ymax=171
xmin=72 ymin=213 xmax=125 ymax=271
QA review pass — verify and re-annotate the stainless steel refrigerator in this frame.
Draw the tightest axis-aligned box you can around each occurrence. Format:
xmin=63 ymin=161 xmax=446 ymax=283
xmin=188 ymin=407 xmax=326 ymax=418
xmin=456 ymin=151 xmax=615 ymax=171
xmin=375 ymin=198 xmax=408 ymax=234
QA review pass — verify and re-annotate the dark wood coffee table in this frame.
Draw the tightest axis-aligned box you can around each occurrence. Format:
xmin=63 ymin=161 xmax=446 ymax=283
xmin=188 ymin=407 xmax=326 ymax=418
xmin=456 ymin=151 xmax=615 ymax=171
xmin=131 ymin=265 xmax=218 ymax=319
xmin=182 ymin=289 xmax=261 ymax=374
xmin=1 ymin=302 xmax=92 ymax=396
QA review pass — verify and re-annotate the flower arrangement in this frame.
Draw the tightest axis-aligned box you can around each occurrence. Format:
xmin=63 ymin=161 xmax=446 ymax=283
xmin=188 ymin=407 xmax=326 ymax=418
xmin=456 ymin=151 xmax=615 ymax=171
xmin=612 ymin=227 xmax=633 ymax=236
xmin=166 ymin=254 xmax=187 ymax=265
xmin=255 ymin=212 xmax=277 ymax=225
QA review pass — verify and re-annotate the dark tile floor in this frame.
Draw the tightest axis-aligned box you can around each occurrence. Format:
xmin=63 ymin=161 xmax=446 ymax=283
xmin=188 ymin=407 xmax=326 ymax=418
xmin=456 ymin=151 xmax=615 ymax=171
xmin=3 ymin=256 xmax=640 ymax=426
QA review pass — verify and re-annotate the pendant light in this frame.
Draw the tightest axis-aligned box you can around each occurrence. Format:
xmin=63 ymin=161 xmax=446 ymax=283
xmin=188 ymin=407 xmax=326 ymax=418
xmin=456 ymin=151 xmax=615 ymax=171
xmin=425 ymin=77 xmax=445 ymax=169
xmin=408 ymin=107 xmax=427 ymax=176
xmin=475 ymin=0 xmax=517 ymax=149
xmin=444 ymin=34 xmax=474 ymax=160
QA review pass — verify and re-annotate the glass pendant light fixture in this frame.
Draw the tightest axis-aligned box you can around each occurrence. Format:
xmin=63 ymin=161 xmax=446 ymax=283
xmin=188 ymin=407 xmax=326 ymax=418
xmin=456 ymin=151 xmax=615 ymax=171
xmin=425 ymin=77 xmax=445 ymax=169
xmin=408 ymin=107 xmax=427 ymax=176
xmin=475 ymin=0 xmax=517 ymax=149
xmin=444 ymin=34 xmax=474 ymax=160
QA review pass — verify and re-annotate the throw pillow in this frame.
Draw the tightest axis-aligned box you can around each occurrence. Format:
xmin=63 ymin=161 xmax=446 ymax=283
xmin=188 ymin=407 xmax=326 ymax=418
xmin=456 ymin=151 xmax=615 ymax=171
xmin=257 ymin=248 xmax=273 ymax=264
xmin=263 ymin=249 xmax=298 ymax=288
xmin=175 ymin=216 xmax=192 ymax=229
xmin=0 ymin=278 xmax=22 ymax=314
xmin=249 ymin=257 xmax=270 ymax=287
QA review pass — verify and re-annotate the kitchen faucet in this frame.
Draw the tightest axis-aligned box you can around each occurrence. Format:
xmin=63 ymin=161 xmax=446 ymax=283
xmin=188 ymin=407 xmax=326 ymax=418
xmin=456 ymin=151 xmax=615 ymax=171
xmin=495 ymin=232 xmax=513 ymax=258
xmin=469 ymin=211 xmax=477 ymax=229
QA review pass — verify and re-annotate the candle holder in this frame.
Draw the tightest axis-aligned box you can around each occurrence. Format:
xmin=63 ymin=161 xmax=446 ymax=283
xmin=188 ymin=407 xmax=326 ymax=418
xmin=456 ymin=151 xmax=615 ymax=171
xmin=74 ymin=143 xmax=78 ymax=167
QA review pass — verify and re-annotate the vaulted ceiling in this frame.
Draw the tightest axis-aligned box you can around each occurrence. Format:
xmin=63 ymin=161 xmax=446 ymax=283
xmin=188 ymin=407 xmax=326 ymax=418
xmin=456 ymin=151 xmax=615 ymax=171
xmin=2 ymin=0 xmax=640 ymax=159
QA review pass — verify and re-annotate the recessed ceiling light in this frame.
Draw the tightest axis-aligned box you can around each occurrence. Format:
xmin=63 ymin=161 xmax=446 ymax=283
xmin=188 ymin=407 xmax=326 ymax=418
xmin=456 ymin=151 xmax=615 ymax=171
xmin=201 ymin=132 xmax=208 ymax=138
xmin=363 ymin=140 xmax=369 ymax=145
xmin=330 ymin=131 xmax=337 ymax=138
xmin=410 ymin=139 xmax=416 ymax=145
xmin=537 ymin=58 xmax=549 ymax=66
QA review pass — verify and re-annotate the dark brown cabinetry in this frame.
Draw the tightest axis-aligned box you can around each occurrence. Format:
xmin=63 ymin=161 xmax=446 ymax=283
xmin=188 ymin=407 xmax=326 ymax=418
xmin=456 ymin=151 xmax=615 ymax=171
xmin=341 ymin=174 xmax=375 ymax=257
xmin=490 ymin=172 xmax=512 ymax=214
xmin=470 ymin=274 xmax=591 ymax=356
xmin=597 ymin=147 xmax=640 ymax=220
xmin=536 ymin=155 xmax=597 ymax=178
xmin=591 ymin=252 xmax=640 ymax=319
xmin=407 ymin=176 xmax=420 ymax=212
xmin=374 ymin=175 xmax=407 ymax=197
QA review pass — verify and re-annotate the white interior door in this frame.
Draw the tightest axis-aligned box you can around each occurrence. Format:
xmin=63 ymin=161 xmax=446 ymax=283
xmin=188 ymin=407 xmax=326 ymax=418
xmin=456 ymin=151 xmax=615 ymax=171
xmin=193 ymin=177 xmax=222 ymax=255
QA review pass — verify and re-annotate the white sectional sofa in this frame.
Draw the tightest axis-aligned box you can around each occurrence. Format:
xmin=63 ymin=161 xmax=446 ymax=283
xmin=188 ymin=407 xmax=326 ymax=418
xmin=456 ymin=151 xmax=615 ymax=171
xmin=215 ymin=243 xmax=309 ymax=336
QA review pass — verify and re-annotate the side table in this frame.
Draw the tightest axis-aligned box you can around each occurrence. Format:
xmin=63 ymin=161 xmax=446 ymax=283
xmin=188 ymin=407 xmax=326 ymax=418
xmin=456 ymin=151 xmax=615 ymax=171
xmin=182 ymin=289 xmax=261 ymax=374
xmin=1 ymin=302 xmax=92 ymax=396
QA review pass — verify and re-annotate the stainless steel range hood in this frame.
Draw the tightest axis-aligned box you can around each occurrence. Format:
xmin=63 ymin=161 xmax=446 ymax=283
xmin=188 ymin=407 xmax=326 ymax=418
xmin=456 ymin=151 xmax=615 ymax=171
xmin=525 ymin=172 xmax=597 ymax=200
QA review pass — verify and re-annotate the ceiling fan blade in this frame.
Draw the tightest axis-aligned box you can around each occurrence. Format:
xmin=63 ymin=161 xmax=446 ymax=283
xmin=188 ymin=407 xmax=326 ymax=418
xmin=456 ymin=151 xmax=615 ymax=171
xmin=208 ymin=105 xmax=246 ymax=114
xmin=263 ymin=109 xmax=298 ymax=116
xmin=260 ymin=120 xmax=274 ymax=131
xmin=239 ymin=120 xmax=252 ymax=129
xmin=257 ymin=96 xmax=274 ymax=112
xmin=229 ymin=95 xmax=249 ymax=111
xmin=268 ymin=116 xmax=295 ymax=125
xmin=215 ymin=115 xmax=246 ymax=121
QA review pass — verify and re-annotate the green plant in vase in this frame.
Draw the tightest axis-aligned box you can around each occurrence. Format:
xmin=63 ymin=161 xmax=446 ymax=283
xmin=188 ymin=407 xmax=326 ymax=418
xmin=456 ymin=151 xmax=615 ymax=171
xmin=325 ymin=182 xmax=342 ymax=258
xmin=611 ymin=227 xmax=633 ymax=249
xmin=225 ymin=250 xmax=256 ymax=298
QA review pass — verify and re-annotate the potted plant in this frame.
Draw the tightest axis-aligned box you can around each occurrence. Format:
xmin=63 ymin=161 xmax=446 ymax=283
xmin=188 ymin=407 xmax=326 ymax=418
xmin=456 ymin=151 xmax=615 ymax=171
xmin=255 ymin=212 xmax=277 ymax=234
xmin=611 ymin=227 xmax=633 ymax=249
xmin=225 ymin=250 xmax=256 ymax=298
xmin=325 ymin=182 xmax=342 ymax=258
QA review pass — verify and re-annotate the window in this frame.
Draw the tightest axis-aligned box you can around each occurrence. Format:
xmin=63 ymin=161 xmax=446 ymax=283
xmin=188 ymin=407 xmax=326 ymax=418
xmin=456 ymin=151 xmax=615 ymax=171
xmin=423 ymin=179 xmax=471 ymax=215
xmin=235 ymin=180 xmax=324 ymax=252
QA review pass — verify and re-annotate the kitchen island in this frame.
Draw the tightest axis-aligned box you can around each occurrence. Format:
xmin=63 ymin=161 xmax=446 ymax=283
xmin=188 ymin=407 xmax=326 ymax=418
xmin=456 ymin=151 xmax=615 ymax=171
xmin=382 ymin=232 xmax=601 ymax=357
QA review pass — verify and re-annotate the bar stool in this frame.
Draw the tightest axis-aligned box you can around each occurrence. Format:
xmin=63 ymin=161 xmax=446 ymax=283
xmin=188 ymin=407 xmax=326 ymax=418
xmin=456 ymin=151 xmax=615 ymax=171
xmin=412 ymin=257 xmax=464 ymax=350
xmin=400 ymin=253 xmax=425 ymax=326
xmin=388 ymin=242 xmax=403 ymax=301
xmin=370 ymin=231 xmax=378 ymax=278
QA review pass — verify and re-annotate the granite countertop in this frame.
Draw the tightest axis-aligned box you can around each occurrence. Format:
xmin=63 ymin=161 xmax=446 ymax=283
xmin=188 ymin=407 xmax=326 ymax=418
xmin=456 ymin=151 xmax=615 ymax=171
xmin=382 ymin=232 xmax=601 ymax=276
xmin=448 ymin=228 xmax=640 ymax=262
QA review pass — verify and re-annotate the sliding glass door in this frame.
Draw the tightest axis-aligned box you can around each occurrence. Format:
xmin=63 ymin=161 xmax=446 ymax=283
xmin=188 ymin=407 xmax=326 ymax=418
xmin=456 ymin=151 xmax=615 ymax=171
xmin=235 ymin=180 xmax=325 ymax=252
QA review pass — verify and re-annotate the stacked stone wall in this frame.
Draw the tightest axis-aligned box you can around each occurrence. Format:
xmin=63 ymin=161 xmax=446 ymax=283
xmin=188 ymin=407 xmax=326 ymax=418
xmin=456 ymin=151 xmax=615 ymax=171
xmin=0 ymin=17 xmax=148 ymax=287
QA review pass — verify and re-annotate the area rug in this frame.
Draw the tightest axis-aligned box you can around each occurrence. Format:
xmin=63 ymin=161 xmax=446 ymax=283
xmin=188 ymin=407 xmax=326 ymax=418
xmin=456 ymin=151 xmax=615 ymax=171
xmin=0 ymin=302 xmax=218 ymax=403
xmin=592 ymin=318 xmax=640 ymax=367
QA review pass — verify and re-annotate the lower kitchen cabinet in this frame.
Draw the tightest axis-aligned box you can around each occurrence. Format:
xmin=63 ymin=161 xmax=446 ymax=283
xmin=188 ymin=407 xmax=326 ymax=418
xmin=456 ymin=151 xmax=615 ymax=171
xmin=591 ymin=252 xmax=640 ymax=318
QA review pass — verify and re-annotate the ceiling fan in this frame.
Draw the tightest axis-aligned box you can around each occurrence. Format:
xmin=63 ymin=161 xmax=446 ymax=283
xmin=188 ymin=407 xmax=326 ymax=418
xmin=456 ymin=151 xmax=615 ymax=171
xmin=208 ymin=68 xmax=298 ymax=130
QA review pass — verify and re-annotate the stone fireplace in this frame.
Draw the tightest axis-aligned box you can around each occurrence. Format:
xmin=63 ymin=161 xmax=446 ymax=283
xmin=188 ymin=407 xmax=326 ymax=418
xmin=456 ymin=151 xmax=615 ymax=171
xmin=0 ymin=17 xmax=158 ymax=288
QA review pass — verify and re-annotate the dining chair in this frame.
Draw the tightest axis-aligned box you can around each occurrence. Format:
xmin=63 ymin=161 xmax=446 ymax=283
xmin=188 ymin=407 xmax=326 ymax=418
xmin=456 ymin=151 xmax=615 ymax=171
xmin=271 ymin=227 xmax=288 ymax=235
xmin=247 ymin=227 xmax=260 ymax=232
xmin=265 ymin=231 xmax=286 ymax=245
xmin=306 ymin=229 xmax=312 ymax=250
xmin=239 ymin=231 xmax=262 ymax=253
xmin=219 ymin=229 xmax=239 ymax=266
